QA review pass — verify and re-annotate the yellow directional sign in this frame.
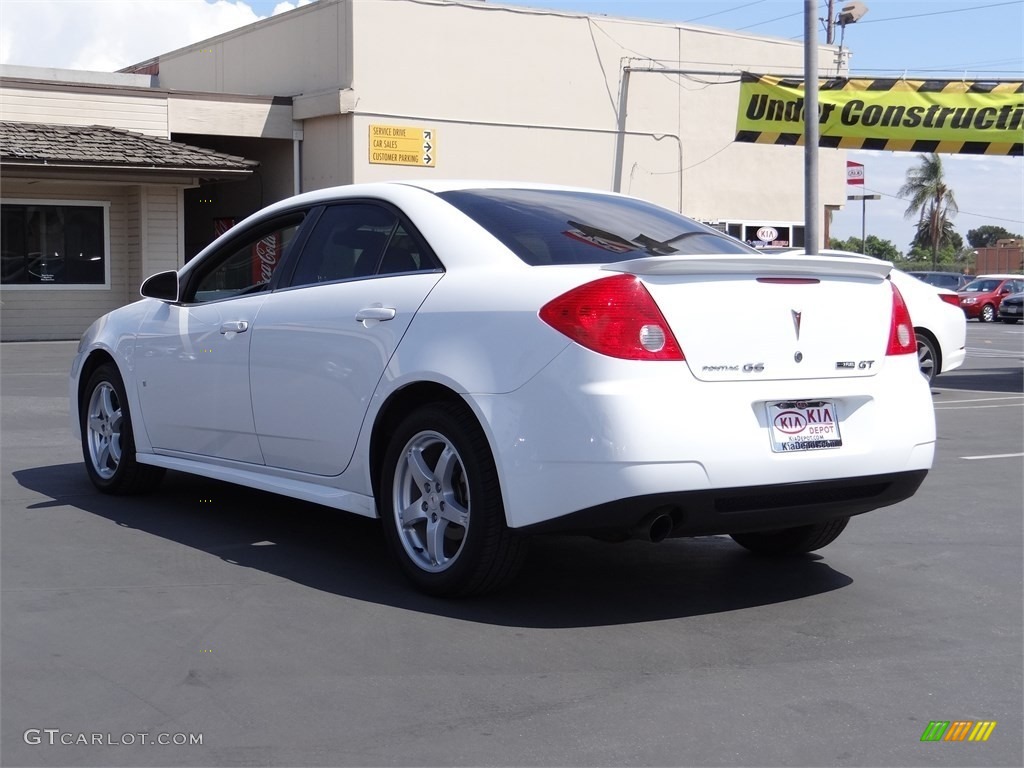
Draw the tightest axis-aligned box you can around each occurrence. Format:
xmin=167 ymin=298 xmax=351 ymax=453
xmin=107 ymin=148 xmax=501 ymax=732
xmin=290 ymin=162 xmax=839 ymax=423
xmin=369 ymin=124 xmax=436 ymax=167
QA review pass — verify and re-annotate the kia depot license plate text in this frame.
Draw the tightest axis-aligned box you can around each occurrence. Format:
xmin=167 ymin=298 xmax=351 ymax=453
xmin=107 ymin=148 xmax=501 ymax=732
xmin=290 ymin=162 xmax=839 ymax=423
xmin=766 ymin=400 xmax=842 ymax=452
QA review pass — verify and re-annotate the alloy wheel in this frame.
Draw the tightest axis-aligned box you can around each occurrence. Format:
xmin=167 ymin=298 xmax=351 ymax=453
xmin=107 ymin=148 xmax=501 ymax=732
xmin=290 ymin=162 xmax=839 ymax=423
xmin=391 ymin=430 xmax=471 ymax=573
xmin=86 ymin=381 xmax=123 ymax=480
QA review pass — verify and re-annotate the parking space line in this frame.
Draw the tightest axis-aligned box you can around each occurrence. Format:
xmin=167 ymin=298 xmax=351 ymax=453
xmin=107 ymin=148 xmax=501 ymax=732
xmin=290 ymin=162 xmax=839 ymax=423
xmin=933 ymin=396 xmax=1024 ymax=404
xmin=935 ymin=403 xmax=1024 ymax=410
xmin=960 ymin=452 xmax=1024 ymax=461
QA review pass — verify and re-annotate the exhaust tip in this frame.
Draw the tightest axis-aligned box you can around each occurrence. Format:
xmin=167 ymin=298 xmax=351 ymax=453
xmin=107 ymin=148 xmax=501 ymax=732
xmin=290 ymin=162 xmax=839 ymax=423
xmin=648 ymin=514 xmax=674 ymax=543
xmin=630 ymin=509 xmax=677 ymax=543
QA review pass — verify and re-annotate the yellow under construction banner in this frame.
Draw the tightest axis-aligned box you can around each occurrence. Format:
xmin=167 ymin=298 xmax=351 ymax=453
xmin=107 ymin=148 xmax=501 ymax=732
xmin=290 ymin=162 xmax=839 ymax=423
xmin=736 ymin=73 xmax=1023 ymax=156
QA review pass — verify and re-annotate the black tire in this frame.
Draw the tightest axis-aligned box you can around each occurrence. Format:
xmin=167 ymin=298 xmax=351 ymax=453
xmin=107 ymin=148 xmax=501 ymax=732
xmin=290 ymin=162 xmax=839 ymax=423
xmin=916 ymin=332 xmax=939 ymax=385
xmin=80 ymin=363 xmax=165 ymax=494
xmin=980 ymin=303 xmax=995 ymax=323
xmin=730 ymin=517 xmax=849 ymax=556
xmin=380 ymin=402 xmax=527 ymax=596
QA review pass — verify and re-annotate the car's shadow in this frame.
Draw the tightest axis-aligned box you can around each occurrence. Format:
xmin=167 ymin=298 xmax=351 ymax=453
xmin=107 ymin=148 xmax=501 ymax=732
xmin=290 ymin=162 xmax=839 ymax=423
xmin=934 ymin=365 xmax=1023 ymax=394
xmin=13 ymin=463 xmax=853 ymax=628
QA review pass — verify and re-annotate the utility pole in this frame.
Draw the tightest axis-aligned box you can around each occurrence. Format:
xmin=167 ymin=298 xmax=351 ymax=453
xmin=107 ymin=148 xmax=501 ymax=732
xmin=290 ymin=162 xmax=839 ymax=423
xmin=826 ymin=0 xmax=836 ymax=44
xmin=804 ymin=0 xmax=820 ymax=254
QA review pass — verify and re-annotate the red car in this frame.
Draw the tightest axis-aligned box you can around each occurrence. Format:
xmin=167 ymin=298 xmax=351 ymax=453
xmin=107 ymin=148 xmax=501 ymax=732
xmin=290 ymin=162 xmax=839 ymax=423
xmin=958 ymin=275 xmax=1024 ymax=322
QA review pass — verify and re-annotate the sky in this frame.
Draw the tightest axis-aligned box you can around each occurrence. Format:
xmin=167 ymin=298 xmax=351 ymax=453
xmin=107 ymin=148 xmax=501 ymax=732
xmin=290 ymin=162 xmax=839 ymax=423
xmin=1 ymin=0 xmax=1022 ymax=253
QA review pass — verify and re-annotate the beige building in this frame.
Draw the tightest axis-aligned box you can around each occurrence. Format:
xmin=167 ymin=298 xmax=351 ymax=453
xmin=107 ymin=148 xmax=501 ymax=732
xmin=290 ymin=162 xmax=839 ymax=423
xmin=1 ymin=0 xmax=849 ymax=341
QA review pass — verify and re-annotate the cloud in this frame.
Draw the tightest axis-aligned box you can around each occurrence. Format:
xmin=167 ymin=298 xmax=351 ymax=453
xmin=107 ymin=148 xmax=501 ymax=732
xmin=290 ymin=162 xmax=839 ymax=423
xmin=0 ymin=1 xmax=313 ymax=72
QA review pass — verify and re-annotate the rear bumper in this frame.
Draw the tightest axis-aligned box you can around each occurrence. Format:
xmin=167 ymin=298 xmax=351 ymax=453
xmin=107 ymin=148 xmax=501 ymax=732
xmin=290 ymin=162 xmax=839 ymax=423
xmin=521 ymin=470 xmax=928 ymax=536
xmin=472 ymin=345 xmax=935 ymax=530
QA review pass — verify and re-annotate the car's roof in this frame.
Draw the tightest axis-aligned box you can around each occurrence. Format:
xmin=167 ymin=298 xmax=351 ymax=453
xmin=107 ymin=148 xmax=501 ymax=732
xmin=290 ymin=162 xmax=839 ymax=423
xmin=244 ymin=180 xmax=638 ymax=223
xmin=972 ymin=274 xmax=1024 ymax=280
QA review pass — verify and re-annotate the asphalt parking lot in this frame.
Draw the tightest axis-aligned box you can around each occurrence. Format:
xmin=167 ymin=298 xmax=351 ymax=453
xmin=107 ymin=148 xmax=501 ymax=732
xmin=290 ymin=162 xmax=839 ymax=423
xmin=2 ymin=322 xmax=1021 ymax=767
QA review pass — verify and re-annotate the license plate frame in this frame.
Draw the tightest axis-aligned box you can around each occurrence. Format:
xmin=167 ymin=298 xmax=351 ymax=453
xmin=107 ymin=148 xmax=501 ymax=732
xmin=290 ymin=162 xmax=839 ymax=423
xmin=766 ymin=400 xmax=843 ymax=453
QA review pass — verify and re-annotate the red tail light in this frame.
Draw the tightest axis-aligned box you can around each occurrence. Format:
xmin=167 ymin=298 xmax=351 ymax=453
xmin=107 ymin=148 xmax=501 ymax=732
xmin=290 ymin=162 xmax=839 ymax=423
xmin=540 ymin=274 xmax=684 ymax=360
xmin=938 ymin=293 xmax=960 ymax=307
xmin=886 ymin=281 xmax=917 ymax=355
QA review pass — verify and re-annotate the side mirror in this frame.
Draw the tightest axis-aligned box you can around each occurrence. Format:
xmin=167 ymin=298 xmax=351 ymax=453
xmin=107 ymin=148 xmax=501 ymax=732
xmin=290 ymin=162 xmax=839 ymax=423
xmin=140 ymin=270 xmax=179 ymax=302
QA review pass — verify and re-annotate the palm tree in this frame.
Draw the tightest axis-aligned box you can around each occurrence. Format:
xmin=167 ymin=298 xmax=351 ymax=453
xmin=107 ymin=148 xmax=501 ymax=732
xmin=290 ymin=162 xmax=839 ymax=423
xmin=898 ymin=153 xmax=958 ymax=268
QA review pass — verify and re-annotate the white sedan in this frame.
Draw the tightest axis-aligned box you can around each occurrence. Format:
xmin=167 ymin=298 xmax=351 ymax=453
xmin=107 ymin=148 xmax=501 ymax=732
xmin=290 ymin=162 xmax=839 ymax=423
xmin=70 ymin=182 xmax=936 ymax=595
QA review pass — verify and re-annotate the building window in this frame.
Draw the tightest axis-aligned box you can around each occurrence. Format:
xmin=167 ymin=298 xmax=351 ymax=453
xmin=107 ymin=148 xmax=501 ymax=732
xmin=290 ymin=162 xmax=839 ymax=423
xmin=1 ymin=200 xmax=109 ymax=287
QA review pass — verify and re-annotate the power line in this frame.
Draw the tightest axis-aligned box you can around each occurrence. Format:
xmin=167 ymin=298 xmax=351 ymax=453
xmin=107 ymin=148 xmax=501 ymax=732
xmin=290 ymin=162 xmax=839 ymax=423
xmin=683 ymin=0 xmax=767 ymax=24
xmin=861 ymin=185 xmax=1024 ymax=225
xmin=735 ymin=9 xmax=804 ymax=31
xmin=856 ymin=0 xmax=1023 ymax=25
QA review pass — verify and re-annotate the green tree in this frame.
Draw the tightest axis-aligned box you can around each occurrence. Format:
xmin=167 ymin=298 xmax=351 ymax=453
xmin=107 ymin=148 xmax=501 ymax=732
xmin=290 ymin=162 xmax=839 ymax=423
xmin=829 ymin=235 xmax=902 ymax=260
xmin=898 ymin=153 xmax=958 ymax=268
xmin=863 ymin=235 xmax=902 ymax=261
xmin=966 ymin=225 xmax=1022 ymax=248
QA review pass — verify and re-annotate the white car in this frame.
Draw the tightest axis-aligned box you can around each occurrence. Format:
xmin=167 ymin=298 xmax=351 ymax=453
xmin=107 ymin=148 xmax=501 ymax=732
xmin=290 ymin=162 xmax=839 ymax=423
xmin=70 ymin=182 xmax=936 ymax=595
xmin=778 ymin=250 xmax=967 ymax=384
xmin=893 ymin=268 xmax=967 ymax=383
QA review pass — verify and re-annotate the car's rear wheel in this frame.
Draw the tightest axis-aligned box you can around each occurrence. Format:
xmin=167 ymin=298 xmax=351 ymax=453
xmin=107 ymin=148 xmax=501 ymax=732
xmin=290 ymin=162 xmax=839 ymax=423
xmin=730 ymin=517 xmax=849 ymax=555
xmin=380 ymin=402 xmax=526 ymax=596
xmin=980 ymin=303 xmax=995 ymax=322
xmin=81 ymin=363 xmax=164 ymax=494
xmin=916 ymin=332 xmax=938 ymax=384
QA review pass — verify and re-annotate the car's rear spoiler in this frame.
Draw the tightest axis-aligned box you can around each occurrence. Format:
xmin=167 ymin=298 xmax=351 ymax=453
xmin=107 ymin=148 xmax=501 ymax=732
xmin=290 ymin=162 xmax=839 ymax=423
xmin=603 ymin=254 xmax=893 ymax=281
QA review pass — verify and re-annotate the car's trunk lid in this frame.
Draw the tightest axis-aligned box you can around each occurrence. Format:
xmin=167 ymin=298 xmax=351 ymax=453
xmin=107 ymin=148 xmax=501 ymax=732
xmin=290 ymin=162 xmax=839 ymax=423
xmin=604 ymin=253 xmax=895 ymax=382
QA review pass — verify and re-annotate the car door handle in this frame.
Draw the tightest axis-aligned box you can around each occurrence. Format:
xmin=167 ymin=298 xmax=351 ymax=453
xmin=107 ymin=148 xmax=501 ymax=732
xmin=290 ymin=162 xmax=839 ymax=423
xmin=219 ymin=320 xmax=249 ymax=334
xmin=355 ymin=307 xmax=397 ymax=322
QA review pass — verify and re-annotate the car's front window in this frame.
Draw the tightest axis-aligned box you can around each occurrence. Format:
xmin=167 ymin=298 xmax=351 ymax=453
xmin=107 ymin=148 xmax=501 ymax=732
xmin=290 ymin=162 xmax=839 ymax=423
xmin=187 ymin=215 xmax=304 ymax=303
xmin=438 ymin=188 xmax=755 ymax=266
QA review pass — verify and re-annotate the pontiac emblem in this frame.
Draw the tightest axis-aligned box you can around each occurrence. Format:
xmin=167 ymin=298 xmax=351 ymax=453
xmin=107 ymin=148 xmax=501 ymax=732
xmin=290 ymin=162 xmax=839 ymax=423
xmin=791 ymin=310 xmax=802 ymax=340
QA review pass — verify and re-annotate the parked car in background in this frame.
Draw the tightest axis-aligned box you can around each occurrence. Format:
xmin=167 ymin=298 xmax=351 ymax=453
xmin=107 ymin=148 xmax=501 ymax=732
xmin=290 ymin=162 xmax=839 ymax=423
xmin=958 ymin=275 xmax=1024 ymax=322
xmin=998 ymin=291 xmax=1024 ymax=324
xmin=775 ymin=250 xmax=966 ymax=384
xmin=907 ymin=271 xmax=971 ymax=292
xmin=70 ymin=182 xmax=935 ymax=595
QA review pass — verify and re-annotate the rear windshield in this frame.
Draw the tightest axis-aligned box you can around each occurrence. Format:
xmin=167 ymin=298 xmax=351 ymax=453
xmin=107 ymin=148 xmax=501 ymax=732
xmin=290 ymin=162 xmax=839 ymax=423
xmin=912 ymin=272 xmax=958 ymax=288
xmin=437 ymin=188 xmax=755 ymax=265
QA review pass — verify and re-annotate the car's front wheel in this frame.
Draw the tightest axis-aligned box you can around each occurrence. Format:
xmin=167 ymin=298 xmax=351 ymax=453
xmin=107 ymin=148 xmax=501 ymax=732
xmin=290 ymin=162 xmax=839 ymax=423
xmin=81 ymin=362 xmax=164 ymax=494
xmin=380 ymin=402 xmax=526 ymax=596
xmin=980 ymin=303 xmax=996 ymax=322
xmin=730 ymin=517 xmax=849 ymax=555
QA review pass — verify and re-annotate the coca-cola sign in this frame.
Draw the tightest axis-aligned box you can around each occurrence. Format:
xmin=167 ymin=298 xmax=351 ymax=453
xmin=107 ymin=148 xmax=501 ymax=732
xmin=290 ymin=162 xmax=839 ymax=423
xmin=252 ymin=233 xmax=280 ymax=283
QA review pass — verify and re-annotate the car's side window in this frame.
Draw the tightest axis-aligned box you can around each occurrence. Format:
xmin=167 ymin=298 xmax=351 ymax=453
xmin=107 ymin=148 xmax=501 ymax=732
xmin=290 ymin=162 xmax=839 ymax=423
xmin=188 ymin=216 xmax=304 ymax=303
xmin=378 ymin=222 xmax=435 ymax=275
xmin=289 ymin=204 xmax=397 ymax=287
xmin=288 ymin=203 xmax=440 ymax=288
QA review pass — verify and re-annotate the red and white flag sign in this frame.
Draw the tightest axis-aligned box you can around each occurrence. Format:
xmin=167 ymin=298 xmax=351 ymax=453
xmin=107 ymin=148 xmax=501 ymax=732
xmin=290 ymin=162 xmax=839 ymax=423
xmin=846 ymin=161 xmax=865 ymax=185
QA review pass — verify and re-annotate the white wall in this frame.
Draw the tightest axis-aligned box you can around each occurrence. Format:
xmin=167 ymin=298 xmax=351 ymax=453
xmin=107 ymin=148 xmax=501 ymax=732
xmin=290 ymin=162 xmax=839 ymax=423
xmin=142 ymin=0 xmax=847 ymax=236
xmin=0 ymin=84 xmax=168 ymax=136
xmin=151 ymin=0 xmax=352 ymax=97
xmin=342 ymin=0 xmax=846 ymax=226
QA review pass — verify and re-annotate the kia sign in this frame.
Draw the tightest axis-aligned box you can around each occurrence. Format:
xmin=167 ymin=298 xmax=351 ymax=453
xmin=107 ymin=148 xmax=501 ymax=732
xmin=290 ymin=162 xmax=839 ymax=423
xmin=846 ymin=160 xmax=865 ymax=185
xmin=756 ymin=226 xmax=779 ymax=242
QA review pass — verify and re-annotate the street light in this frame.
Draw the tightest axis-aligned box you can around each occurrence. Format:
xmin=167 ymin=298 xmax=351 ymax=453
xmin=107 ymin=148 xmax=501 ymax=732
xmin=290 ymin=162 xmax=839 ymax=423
xmin=847 ymin=193 xmax=881 ymax=254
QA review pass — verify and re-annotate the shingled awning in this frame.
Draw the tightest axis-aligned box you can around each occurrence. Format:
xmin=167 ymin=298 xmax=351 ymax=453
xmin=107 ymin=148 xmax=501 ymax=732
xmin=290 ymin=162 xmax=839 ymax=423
xmin=0 ymin=121 xmax=259 ymax=178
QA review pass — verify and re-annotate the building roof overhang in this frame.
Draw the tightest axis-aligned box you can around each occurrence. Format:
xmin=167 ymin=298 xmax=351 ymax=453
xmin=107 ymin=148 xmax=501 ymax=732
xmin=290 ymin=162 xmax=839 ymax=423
xmin=0 ymin=121 xmax=259 ymax=182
